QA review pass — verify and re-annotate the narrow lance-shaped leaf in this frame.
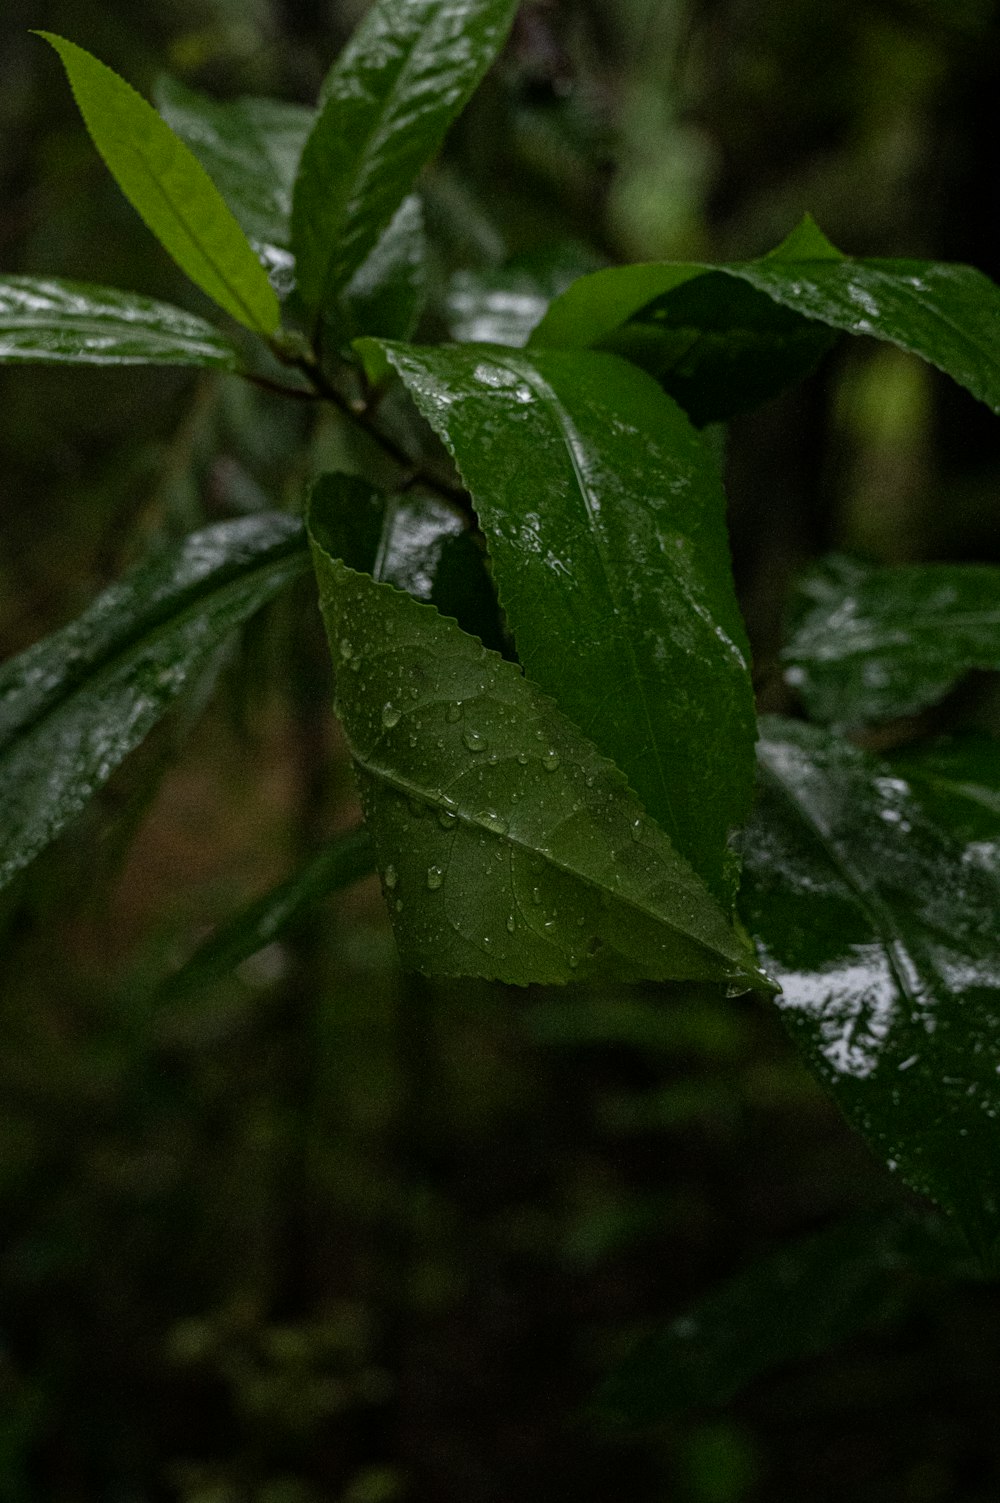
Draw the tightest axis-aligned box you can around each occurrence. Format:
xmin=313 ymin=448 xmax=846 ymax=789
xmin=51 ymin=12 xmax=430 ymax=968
xmin=533 ymin=215 xmax=1000 ymax=420
xmin=160 ymin=827 xmax=374 ymax=1000
xmin=0 ymin=515 xmax=308 ymax=893
xmin=339 ymin=194 xmax=428 ymax=343
xmin=0 ymin=277 xmax=241 ymax=368
xmin=37 ymin=33 xmax=280 ymax=336
xmin=360 ymin=341 xmax=755 ymax=903
xmin=739 ymin=717 xmax=1000 ymax=1263
xmin=309 ymin=480 xmax=768 ymax=991
xmin=291 ymin=0 xmax=519 ymax=320
xmin=783 ymin=553 xmax=1000 ymax=726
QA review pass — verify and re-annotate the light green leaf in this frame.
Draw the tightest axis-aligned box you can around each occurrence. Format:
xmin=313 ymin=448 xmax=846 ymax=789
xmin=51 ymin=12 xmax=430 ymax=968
xmin=783 ymin=553 xmax=1000 ymax=726
xmin=0 ymin=515 xmax=308 ymax=892
xmin=309 ymin=481 xmax=768 ymax=991
xmin=533 ymin=215 xmax=1000 ymax=419
xmin=359 ymin=341 xmax=755 ymax=902
xmin=0 ymin=276 xmax=240 ymax=367
xmin=740 ymin=717 xmax=1000 ymax=1262
xmin=38 ymin=33 xmax=281 ymax=335
xmin=291 ymin=0 xmax=519 ymax=319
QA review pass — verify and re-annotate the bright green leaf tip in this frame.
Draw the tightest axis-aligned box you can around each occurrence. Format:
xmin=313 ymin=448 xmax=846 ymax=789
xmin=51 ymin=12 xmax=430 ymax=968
xmin=33 ymin=31 xmax=281 ymax=338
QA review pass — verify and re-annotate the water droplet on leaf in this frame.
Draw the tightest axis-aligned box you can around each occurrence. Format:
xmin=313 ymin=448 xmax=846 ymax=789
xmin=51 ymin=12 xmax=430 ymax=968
xmin=381 ymin=703 xmax=401 ymax=730
xmin=542 ymin=749 xmax=560 ymax=772
xmin=383 ymin=864 xmax=398 ymax=891
xmin=463 ymin=729 xmax=488 ymax=753
xmin=426 ymin=865 xmax=444 ymax=891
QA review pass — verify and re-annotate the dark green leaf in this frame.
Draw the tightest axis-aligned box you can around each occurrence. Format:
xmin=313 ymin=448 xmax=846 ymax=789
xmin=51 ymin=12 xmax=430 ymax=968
xmin=739 ymin=718 xmax=1000 ymax=1262
xmin=0 ymin=515 xmax=308 ymax=892
xmin=783 ymin=553 xmax=1000 ymax=726
xmin=0 ymin=277 xmax=240 ymax=367
xmin=533 ymin=215 xmax=1000 ymax=418
xmin=595 ymin=1210 xmax=970 ymax=1427
xmin=155 ymin=74 xmax=314 ymax=294
xmin=291 ymin=0 xmax=518 ymax=319
xmin=340 ymin=194 xmax=427 ymax=343
xmin=359 ymin=341 xmax=755 ymax=903
xmin=309 ymin=483 xmax=767 ymax=990
xmin=891 ymin=735 xmax=1000 ymax=857
xmin=161 ymin=827 xmax=374 ymax=999
xmin=445 ymin=242 xmax=606 ymax=348
xmin=309 ymin=472 xmax=504 ymax=653
xmin=38 ymin=33 xmax=280 ymax=335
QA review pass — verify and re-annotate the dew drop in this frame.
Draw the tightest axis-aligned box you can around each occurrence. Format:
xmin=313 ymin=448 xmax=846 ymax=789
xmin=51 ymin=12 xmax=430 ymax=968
xmin=542 ymin=749 xmax=560 ymax=772
xmin=426 ymin=865 xmax=444 ymax=891
xmin=506 ymin=914 xmax=516 ymax=933
xmin=381 ymin=703 xmax=401 ymax=730
xmin=409 ymin=686 xmax=420 ymax=699
xmin=463 ymin=728 xmax=488 ymax=753
xmin=531 ymin=887 xmax=542 ymax=905
xmin=446 ymin=701 xmax=464 ymax=723
xmin=725 ymin=980 xmax=750 ymax=998
xmin=339 ymin=638 xmax=353 ymax=660
xmin=383 ymin=864 xmax=398 ymax=891
xmin=437 ymin=809 xmax=458 ymax=829
xmin=395 ymin=899 xmax=404 ymax=912
xmin=481 ymin=810 xmax=508 ymax=836
xmin=483 ymin=935 xmax=493 ymax=951
xmin=630 ymin=816 xmax=643 ymax=841
xmin=487 ymin=753 xmax=499 ymax=766
xmin=568 ymin=954 xmax=580 ymax=970
xmin=516 ymin=752 xmax=529 ymax=766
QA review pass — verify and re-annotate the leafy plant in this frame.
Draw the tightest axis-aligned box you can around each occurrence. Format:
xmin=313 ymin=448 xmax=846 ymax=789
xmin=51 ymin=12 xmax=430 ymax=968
xmin=3 ymin=0 xmax=1000 ymax=1448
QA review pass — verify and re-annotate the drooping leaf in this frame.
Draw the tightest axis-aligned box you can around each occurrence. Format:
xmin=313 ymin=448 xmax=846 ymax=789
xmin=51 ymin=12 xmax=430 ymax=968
xmin=0 ymin=277 xmax=240 ymax=367
xmin=595 ymin=1209 xmax=971 ymax=1427
xmin=154 ymin=74 xmax=314 ymax=294
xmin=340 ymin=194 xmax=427 ymax=343
xmin=739 ymin=717 xmax=1000 ymax=1262
xmin=290 ymin=0 xmax=519 ymax=320
xmin=0 ymin=515 xmax=308 ymax=893
xmin=308 ymin=483 xmax=767 ymax=991
xmin=160 ymin=827 xmax=374 ymax=999
xmin=310 ymin=472 xmax=504 ymax=653
xmin=358 ymin=341 xmax=755 ymax=903
xmin=783 ymin=553 xmax=1000 ymax=727
xmin=38 ymin=33 xmax=280 ymax=335
xmin=532 ymin=215 xmax=1000 ymax=419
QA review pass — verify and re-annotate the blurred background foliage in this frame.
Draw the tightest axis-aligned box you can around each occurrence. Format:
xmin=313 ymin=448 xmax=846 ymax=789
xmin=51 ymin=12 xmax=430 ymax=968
xmin=1 ymin=1 xmax=999 ymax=1499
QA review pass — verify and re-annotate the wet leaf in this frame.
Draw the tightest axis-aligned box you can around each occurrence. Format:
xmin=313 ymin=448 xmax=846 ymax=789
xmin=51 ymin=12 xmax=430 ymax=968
xmin=359 ymin=341 xmax=755 ymax=902
xmin=740 ymin=718 xmax=1000 ymax=1262
xmin=0 ymin=515 xmax=308 ymax=892
xmin=783 ymin=553 xmax=1000 ymax=726
xmin=38 ymin=33 xmax=280 ymax=335
xmin=891 ymin=735 xmax=1000 ymax=864
xmin=155 ymin=74 xmax=314 ymax=294
xmin=445 ymin=242 xmax=605 ymax=348
xmin=595 ymin=1209 xmax=971 ymax=1426
xmin=309 ymin=480 xmax=767 ymax=990
xmin=291 ymin=0 xmax=518 ymax=319
xmin=340 ymin=194 xmax=427 ymax=343
xmin=0 ymin=277 xmax=240 ymax=367
xmin=161 ymin=827 xmax=374 ymax=999
xmin=533 ymin=215 xmax=1000 ymax=419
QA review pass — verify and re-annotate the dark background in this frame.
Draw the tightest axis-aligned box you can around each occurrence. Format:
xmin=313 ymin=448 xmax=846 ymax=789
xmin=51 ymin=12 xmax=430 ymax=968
xmin=1 ymin=2 xmax=999 ymax=1499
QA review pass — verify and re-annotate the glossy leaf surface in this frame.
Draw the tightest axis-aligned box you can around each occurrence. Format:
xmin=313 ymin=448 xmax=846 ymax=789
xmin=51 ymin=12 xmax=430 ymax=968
xmin=155 ymin=74 xmax=313 ymax=292
xmin=740 ymin=718 xmax=1000 ymax=1260
xmin=446 ymin=243 xmax=605 ymax=348
xmin=309 ymin=488 xmax=766 ymax=990
xmin=0 ymin=515 xmax=308 ymax=892
xmin=783 ymin=553 xmax=1000 ymax=726
xmin=291 ymin=0 xmax=518 ymax=317
xmin=161 ymin=827 xmax=374 ymax=998
xmin=0 ymin=277 xmax=241 ymax=367
xmin=340 ymin=194 xmax=427 ymax=343
xmin=596 ymin=1210 xmax=969 ymax=1426
xmin=39 ymin=34 xmax=280 ymax=335
xmin=533 ymin=216 xmax=1000 ymax=417
xmin=892 ymin=736 xmax=1000 ymax=862
xmin=362 ymin=341 xmax=755 ymax=901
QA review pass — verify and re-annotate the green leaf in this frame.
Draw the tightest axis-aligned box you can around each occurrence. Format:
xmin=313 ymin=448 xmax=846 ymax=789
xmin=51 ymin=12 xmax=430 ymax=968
xmin=0 ymin=276 xmax=241 ymax=367
xmin=739 ymin=718 xmax=1000 ymax=1262
xmin=160 ymin=827 xmax=374 ymax=999
xmin=154 ymin=74 xmax=314 ymax=293
xmin=290 ymin=0 xmax=519 ymax=319
xmin=595 ymin=1209 xmax=969 ymax=1427
xmin=359 ymin=341 xmax=756 ymax=903
xmin=340 ymin=194 xmax=427 ymax=343
xmin=308 ymin=483 xmax=767 ymax=991
xmin=783 ymin=553 xmax=1000 ymax=727
xmin=533 ymin=215 xmax=1000 ymax=419
xmin=38 ymin=33 xmax=281 ymax=335
xmin=445 ymin=243 xmax=606 ymax=348
xmin=891 ymin=736 xmax=1000 ymax=870
xmin=0 ymin=515 xmax=308 ymax=893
